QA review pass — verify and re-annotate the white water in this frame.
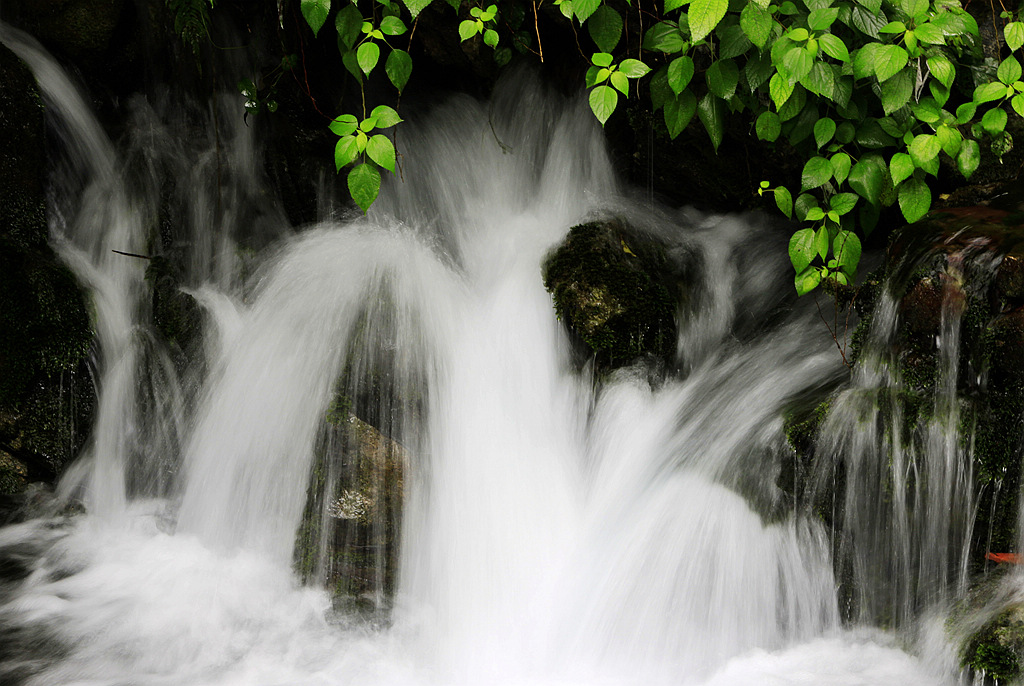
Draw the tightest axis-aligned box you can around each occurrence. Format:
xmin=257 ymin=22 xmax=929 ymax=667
xmin=0 ymin=26 xmax=969 ymax=686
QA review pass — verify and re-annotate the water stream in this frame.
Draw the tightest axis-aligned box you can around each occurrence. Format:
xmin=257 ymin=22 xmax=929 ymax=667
xmin=0 ymin=23 xmax=993 ymax=686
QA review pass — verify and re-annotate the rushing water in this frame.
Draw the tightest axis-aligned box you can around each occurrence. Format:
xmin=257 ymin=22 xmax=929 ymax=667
xmin=0 ymin=22 xmax=989 ymax=686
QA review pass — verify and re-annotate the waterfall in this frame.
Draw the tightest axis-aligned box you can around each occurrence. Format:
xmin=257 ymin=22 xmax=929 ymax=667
xmin=0 ymin=25 xmax=989 ymax=686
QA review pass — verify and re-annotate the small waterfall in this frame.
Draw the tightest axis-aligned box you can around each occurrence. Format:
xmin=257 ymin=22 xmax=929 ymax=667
xmin=0 ymin=23 xmax=994 ymax=686
xmin=816 ymin=229 xmax=1003 ymax=628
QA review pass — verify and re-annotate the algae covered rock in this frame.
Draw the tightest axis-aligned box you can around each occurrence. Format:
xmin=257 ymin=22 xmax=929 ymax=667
xmin=543 ymin=219 xmax=678 ymax=369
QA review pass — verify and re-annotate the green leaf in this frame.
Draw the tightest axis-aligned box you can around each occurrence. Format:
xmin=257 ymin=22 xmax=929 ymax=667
xmin=814 ymin=117 xmax=836 ymax=148
xmin=801 ymin=156 xmax=833 ymax=190
xmin=650 ymin=67 xmax=672 ymax=109
xmin=401 ymin=0 xmax=434 ymax=19
xmin=770 ymin=72 xmax=794 ymax=108
xmin=706 ymin=59 xmax=738 ymax=99
xmin=330 ymin=113 xmax=359 ymax=136
xmin=908 ymin=133 xmax=941 ymax=166
xmin=745 ymin=52 xmax=773 ymax=91
xmin=835 ymin=122 xmax=855 ymax=145
xmin=668 ymin=56 xmax=695 ymax=95
xmin=335 ymin=136 xmax=360 ymax=170
xmin=899 ymin=0 xmax=927 ymax=21
xmin=348 ymin=163 xmax=381 ymax=214
xmin=875 ymin=45 xmax=908 ymax=83
xmin=879 ymin=21 xmax=906 ymax=34
xmin=756 ymin=111 xmax=781 ymax=141
xmin=927 ymin=55 xmax=954 ymax=89
xmin=958 ymin=138 xmax=980 ymax=179
xmin=1006 ymin=22 xmax=1024 ymax=51
xmin=999 ymin=56 xmax=1023 ymax=86
xmin=898 ymin=177 xmax=930 ymax=223
xmin=819 ymin=33 xmax=849 ymax=61
xmin=357 ymin=42 xmax=381 ymax=76
xmin=610 ymin=71 xmax=629 ymax=95
xmin=643 ymin=21 xmax=686 ymax=52
xmin=301 ymin=0 xmax=330 ymax=36
xmin=574 ymin=0 xmax=601 ymax=24
xmin=982 ymin=107 xmax=1008 ymax=136
xmin=592 ymin=52 xmax=613 ymax=67
xmin=956 ymin=102 xmax=977 ymax=124
xmin=619 ymin=59 xmax=651 ymax=78
xmin=740 ymin=2 xmax=772 ymax=48
xmin=856 ymin=118 xmax=896 ymax=148
xmin=935 ymin=126 xmax=962 ymax=158
xmin=849 ymin=154 xmax=886 ymax=205
xmin=789 ymin=227 xmax=817 ymax=273
xmin=852 ymin=43 xmax=883 ymax=79
xmin=830 ymin=193 xmax=858 ymax=215
xmin=802 ymin=62 xmax=836 ymax=100
xmin=459 ymin=20 xmax=478 ymax=41
xmin=778 ymin=84 xmax=806 ymax=122
xmin=380 ymin=16 xmax=408 ymax=35
xmin=589 ymin=85 xmax=618 ymax=125
xmin=915 ymin=22 xmax=944 ymax=44
xmin=588 ymin=5 xmax=623 ymax=52
xmin=880 ymin=68 xmax=913 ymax=115
xmin=718 ymin=24 xmax=752 ymax=59
xmin=366 ymin=134 xmax=396 ymax=173
xmin=336 ymin=5 xmax=364 ymax=50
xmin=1013 ymin=94 xmax=1024 ymax=119
xmin=808 ymin=7 xmax=839 ymax=31
xmin=795 ymin=193 xmax=818 ymax=221
xmin=812 ymin=225 xmax=829 ymax=259
xmin=910 ymin=99 xmax=941 ymax=124
xmin=386 ymin=49 xmax=413 ymax=92
xmin=831 ymin=152 xmax=852 ymax=184
xmin=783 ymin=45 xmax=814 ymax=82
xmin=775 ymin=186 xmax=793 ymax=218
xmin=795 ymin=267 xmax=823 ymax=295
xmin=483 ymin=29 xmax=499 ymax=48
xmin=889 ymin=152 xmax=914 ymax=185
xmin=371 ymin=105 xmax=403 ymax=128
xmin=697 ymin=92 xmax=726 ymax=151
xmin=664 ymin=90 xmax=697 ymax=138
xmin=851 ymin=6 xmax=886 ymax=38
xmin=665 ymin=0 xmax=690 ymax=11
xmin=688 ymin=0 xmax=728 ymax=42
xmin=342 ymin=49 xmax=364 ymax=83
xmin=833 ymin=230 xmax=861 ymax=273
xmin=974 ymin=82 xmax=1006 ymax=104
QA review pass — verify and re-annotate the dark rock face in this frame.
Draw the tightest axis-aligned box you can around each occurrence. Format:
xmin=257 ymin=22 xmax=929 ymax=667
xmin=543 ymin=219 xmax=678 ymax=370
xmin=0 ymin=46 xmax=95 ymax=494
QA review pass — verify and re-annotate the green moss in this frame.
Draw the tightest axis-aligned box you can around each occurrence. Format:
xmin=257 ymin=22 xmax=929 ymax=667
xmin=962 ymin=606 xmax=1024 ymax=683
xmin=543 ymin=220 xmax=677 ymax=370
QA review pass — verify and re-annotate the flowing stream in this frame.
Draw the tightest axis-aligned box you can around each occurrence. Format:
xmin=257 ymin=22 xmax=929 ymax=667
xmin=0 ymin=23 xmax=990 ymax=686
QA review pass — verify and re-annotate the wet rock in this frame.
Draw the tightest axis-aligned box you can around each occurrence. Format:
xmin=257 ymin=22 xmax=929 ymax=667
xmin=0 ymin=45 xmax=95 ymax=492
xmin=543 ymin=218 xmax=678 ymax=370
xmin=295 ymin=409 xmax=407 ymax=605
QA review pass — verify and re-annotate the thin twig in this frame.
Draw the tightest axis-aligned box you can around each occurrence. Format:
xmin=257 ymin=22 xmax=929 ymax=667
xmin=534 ymin=0 xmax=544 ymax=62
xmin=814 ymin=293 xmax=851 ymax=368
xmin=111 ymin=249 xmax=152 ymax=260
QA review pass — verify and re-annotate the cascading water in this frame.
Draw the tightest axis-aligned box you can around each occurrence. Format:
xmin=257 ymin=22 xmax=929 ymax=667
xmin=0 ymin=23 xmax=993 ymax=686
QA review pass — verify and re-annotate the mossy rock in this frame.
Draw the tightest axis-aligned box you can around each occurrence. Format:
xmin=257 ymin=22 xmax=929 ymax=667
xmin=543 ymin=219 xmax=678 ymax=370
xmin=962 ymin=597 xmax=1024 ymax=683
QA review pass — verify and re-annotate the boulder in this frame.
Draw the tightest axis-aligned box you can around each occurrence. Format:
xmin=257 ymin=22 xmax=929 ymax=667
xmin=543 ymin=218 xmax=678 ymax=370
